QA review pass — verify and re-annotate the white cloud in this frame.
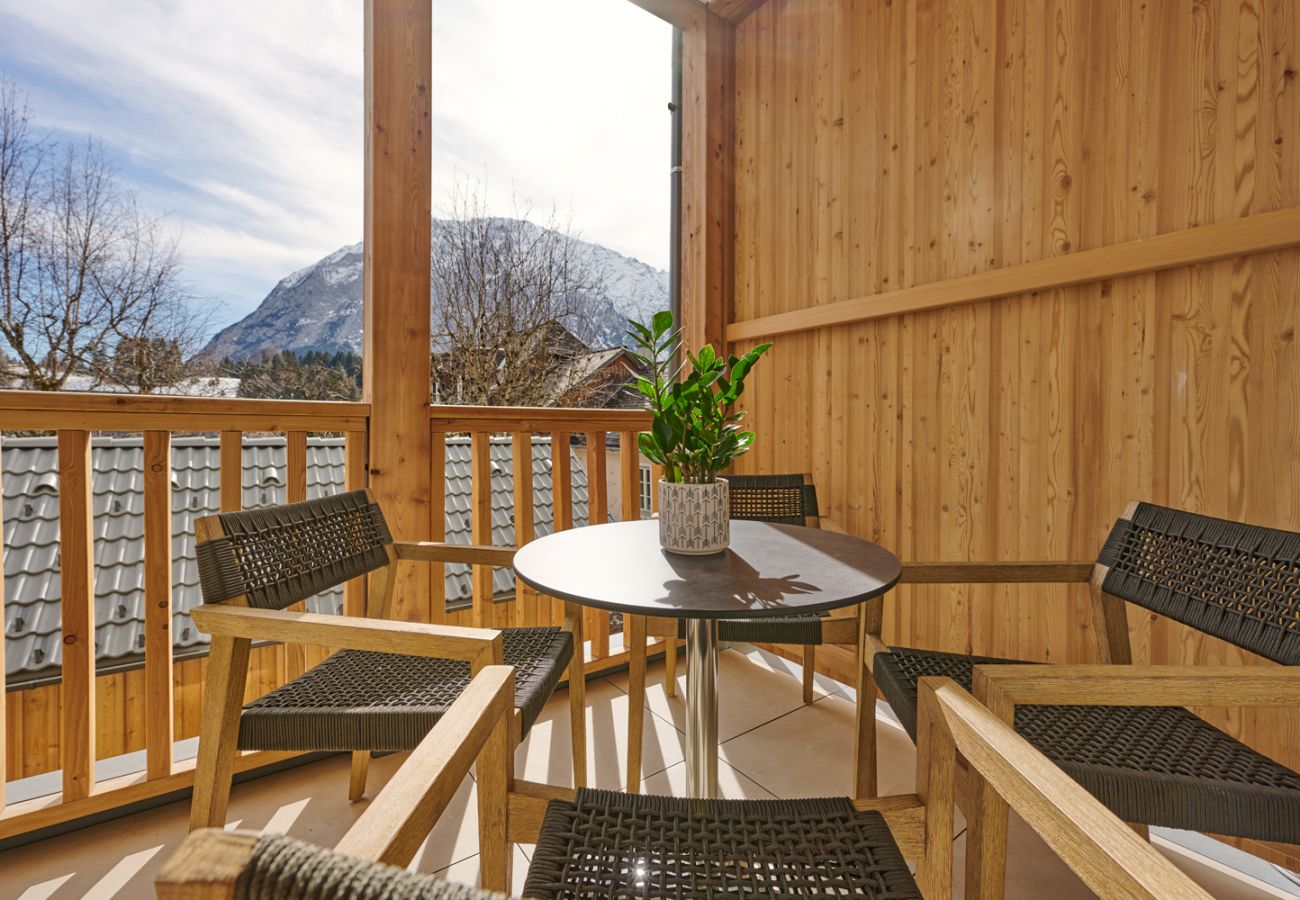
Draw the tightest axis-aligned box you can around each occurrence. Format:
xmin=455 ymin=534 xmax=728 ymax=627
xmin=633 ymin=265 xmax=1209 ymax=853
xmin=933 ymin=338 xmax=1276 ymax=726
xmin=0 ymin=0 xmax=672 ymax=330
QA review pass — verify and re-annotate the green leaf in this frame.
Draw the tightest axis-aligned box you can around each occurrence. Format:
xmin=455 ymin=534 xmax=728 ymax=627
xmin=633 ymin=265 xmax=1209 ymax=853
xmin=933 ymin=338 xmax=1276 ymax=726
xmin=652 ymin=309 xmax=674 ymax=338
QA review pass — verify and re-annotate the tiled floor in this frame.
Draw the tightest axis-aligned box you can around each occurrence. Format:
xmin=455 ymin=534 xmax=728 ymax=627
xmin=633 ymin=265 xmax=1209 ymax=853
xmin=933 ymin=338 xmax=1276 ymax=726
xmin=1 ymin=649 xmax=1290 ymax=899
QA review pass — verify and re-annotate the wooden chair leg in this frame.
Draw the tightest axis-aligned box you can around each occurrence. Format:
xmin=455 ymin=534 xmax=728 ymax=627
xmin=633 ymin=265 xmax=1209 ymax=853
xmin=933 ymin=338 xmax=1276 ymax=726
xmin=349 ymin=751 xmax=371 ymax=802
xmin=566 ymin=603 xmax=587 ymax=789
xmin=664 ymin=637 xmax=678 ymax=698
xmin=1127 ymin=822 xmax=1151 ymax=841
xmin=965 ymin=773 xmax=1011 ymax=900
xmin=189 ymin=635 xmax=252 ymax=832
xmin=801 ymin=644 xmax=816 ymax=703
xmin=852 ymin=656 xmax=879 ymax=799
xmin=478 ymin=690 xmax=513 ymax=893
xmin=625 ymin=615 xmax=648 ymax=792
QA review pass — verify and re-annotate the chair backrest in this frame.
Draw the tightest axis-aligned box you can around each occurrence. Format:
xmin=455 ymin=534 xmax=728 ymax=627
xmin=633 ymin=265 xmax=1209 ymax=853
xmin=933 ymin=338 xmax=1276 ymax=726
xmin=195 ymin=489 xmax=394 ymax=610
xmin=728 ymin=473 xmax=820 ymax=527
xmin=1098 ymin=502 xmax=1300 ymax=665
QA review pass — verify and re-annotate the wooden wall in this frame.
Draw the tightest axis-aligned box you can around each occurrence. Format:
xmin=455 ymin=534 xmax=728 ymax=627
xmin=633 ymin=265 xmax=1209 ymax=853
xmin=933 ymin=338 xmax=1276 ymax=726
xmin=726 ymin=0 xmax=1300 ymax=865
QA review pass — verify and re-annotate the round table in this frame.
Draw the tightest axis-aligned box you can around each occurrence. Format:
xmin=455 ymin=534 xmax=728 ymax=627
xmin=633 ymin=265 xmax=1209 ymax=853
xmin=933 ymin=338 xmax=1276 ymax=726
xmin=512 ymin=519 xmax=902 ymax=798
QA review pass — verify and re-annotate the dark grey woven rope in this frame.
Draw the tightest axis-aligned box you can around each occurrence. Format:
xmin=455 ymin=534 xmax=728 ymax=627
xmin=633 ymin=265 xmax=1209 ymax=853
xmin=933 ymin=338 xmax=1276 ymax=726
xmin=238 ymin=628 xmax=572 ymax=751
xmin=197 ymin=490 xmax=393 ymax=610
xmin=524 ymin=788 xmax=922 ymax=899
xmin=712 ymin=474 xmax=827 ymax=646
xmin=235 ymin=833 xmax=509 ymax=900
xmin=874 ymin=646 xmax=1300 ymax=842
xmin=1098 ymin=502 xmax=1300 ymax=665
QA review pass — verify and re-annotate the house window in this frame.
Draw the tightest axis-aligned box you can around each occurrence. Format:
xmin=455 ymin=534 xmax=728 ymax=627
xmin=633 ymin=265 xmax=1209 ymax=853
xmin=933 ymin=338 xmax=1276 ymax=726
xmin=638 ymin=466 xmax=653 ymax=516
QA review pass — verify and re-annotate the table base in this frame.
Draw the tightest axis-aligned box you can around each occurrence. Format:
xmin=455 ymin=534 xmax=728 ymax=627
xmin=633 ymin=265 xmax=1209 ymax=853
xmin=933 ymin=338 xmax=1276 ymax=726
xmin=684 ymin=619 xmax=719 ymax=799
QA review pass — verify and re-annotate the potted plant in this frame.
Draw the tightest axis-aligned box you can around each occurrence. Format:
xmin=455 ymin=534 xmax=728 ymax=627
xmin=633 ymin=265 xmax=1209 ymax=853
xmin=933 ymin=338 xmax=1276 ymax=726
xmin=628 ymin=310 xmax=772 ymax=554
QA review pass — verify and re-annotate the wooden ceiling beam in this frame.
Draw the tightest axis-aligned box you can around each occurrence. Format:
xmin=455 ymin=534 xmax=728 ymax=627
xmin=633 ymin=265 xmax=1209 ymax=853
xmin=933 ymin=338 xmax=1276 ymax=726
xmin=707 ymin=0 xmax=767 ymax=23
xmin=624 ymin=0 xmax=708 ymax=29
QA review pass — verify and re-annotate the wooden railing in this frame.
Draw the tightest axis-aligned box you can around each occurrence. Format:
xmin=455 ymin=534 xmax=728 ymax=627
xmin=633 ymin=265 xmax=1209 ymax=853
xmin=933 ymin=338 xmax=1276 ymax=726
xmin=0 ymin=391 xmax=653 ymax=843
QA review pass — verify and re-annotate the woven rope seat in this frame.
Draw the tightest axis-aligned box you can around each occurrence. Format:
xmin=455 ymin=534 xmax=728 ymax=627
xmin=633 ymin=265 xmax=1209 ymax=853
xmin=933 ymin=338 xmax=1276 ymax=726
xmin=874 ymin=646 xmax=1300 ymax=842
xmin=234 ymin=833 xmax=508 ymax=900
xmin=238 ymin=628 xmax=572 ymax=752
xmin=523 ymin=789 xmax=923 ymax=899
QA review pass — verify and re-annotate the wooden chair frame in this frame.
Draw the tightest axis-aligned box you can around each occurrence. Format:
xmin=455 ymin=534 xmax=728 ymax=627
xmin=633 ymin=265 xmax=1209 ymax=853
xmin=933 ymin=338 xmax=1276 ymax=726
xmin=160 ymin=672 xmax=1212 ymax=899
xmin=859 ymin=500 xmax=1294 ymax=900
xmin=624 ymin=474 xmax=864 ymax=791
xmin=187 ymin=496 xmax=588 ymax=834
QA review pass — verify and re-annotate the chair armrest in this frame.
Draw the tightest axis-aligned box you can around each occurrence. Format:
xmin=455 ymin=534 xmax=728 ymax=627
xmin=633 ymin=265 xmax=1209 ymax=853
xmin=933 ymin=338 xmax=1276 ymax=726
xmin=156 ymin=828 xmax=260 ymax=898
xmin=393 ymin=541 xmax=517 ymax=566
xmin=900 ymin=561 xmax=1094 ymax=584
xmin=191 ymin=605 xmax=502 ymax=667
xmin=970 ymin=663 xmax=1300 ymax=709
xmin=915 ymin=677 xmax=1212 ymax=900
xmin=335 ymin=665 xmax=515 ymax=868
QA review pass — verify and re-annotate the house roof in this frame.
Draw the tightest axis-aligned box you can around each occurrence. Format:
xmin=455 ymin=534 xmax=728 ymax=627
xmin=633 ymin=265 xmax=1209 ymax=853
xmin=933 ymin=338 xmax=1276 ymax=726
xmin=1 ymin=435 xmax=588 ymax=685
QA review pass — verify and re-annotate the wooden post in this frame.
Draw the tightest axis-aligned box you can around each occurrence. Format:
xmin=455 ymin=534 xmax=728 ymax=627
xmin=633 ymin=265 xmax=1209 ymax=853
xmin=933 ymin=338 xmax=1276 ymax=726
xmin=143 ymin=431 xmax=174 ymax=779
xmin=429 ymin=429 xmax=447 ymax=624
xmin=0 ymin=438 xmax=6 ymax=809
xmin=512 ymin=433 xmax=537 ymax=627
xmin=679 ymin=8 xmax=735 ymax=354
xmin=344 ymin=431 xmax=369 ymax=618
xmin=219 ymin=431 xmax=242 ymax=513
xmin=551 ymin=433 xmax=574 ymax=626
xmin=284 ymin=431 xmax=309 ymax=678
xmin=470 ymin=432 xmax=494 ymax=628
xmin=363 ymin=0 xmax=433 ymax=623
xmin=584 ymin=434 xmax=610 ymax=657
xmin=58 ymin=431 xmax=96 ymax=802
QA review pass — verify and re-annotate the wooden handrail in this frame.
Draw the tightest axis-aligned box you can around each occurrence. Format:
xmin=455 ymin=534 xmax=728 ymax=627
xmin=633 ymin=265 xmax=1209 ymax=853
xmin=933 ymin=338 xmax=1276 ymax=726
xmin=725 ymin=207 xmax=1300 ymax=342
xmin=429 ymin=404 xmax=650 ymax=433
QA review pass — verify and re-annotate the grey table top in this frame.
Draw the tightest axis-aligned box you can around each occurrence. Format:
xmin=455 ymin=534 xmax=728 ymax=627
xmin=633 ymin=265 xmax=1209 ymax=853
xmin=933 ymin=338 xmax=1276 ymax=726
xmin=512 ymin=519 xmax=901 ymax=620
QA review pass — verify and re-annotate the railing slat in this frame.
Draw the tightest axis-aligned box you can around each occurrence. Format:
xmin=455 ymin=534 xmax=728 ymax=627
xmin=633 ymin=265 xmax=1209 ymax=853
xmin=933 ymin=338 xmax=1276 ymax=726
xmin=470 ymin=432 xmax=494 ymax=628
xmin=57 ymin=431 xmax=96 ymax=802
xmin=284 ymin=432 xmax=309 ymax=680
xmin=585 ymin=433 xmax=610 ymax=658
xmin=344 ymin=431 xmax=368 ymax=618
xmin=430 ymin=430 xmax=447 ymax=624
xmin=143 ymin=431 xmax=174 ymax=780
xmin=551 ymin=432 xmax=573 ymax=626
xmin=219 ymin=432 xmax=242 ymax=513
xmin=512 ymin=433 xmax=538 ymax=627
xmin=0 ymin=436 xmax=6 ymax=808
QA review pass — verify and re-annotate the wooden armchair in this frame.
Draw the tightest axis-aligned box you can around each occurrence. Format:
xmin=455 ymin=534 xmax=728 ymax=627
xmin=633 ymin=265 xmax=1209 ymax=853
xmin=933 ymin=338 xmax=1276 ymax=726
xmin=625 ymin=473 xmax=866 ymax=789
xmin=187 ymin=489 xmax=587 ymax=833
xmin=159 ymin=669 xmax=1214 ymax=899
xmin=860 ymin=501 xmax=1300 ymax=900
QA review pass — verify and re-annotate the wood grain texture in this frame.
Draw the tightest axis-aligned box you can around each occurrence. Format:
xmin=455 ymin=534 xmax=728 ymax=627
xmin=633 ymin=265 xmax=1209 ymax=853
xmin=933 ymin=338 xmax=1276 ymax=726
xmin=363 ymin=0 xmax=433 ymax=624
xmin=143 ymin=432 xmax=174 ymax=780
xmin=57 ymin=431 xmax=96 ymax=802
xmin=470 ymin=432 xmax=495 ymax=628
xmin=728 ymin=0 xmax=1300 ymax=866
xmin=584 ymin=434 xmax=611 ymax=657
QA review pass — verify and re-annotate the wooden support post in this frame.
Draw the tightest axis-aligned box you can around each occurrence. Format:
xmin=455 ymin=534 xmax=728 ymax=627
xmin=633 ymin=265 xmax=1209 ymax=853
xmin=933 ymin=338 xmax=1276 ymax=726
xmin=679 ymin=7 xmax=735 ymax=355
xmin=344 ymin=431 xmax=369 ymax=618
xmin=143 ymin=431 xmax=174 ymax=779
xmin=58 ymin=430 xmax=96 ymax=802
xmin=219 ymin=431 xmax=242 ymax=512
xmin=551 ymin=432 xmax=573 ymax=626
xmin=285 ymin=431 xmax=309 ymax=679
xmin=470 ymin=432 xmax=494 ymax=628
xmin=584 ymin=433 xmax=610 ymax=658
xmin=0 ymin=437 xmax=5 ymax=809
xmin=429 ymin=430 xmax=447 ymax=624
xmin=512 ymin=433 xmax=537 ymax=627
xmin=363 ymin=0 xmax=433 ymax=623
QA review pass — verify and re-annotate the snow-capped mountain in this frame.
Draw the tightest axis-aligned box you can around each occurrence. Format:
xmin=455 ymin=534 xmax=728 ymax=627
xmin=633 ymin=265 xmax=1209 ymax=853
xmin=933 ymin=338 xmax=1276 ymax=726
xmin=200 ymin=218 xmax=669 ymax=361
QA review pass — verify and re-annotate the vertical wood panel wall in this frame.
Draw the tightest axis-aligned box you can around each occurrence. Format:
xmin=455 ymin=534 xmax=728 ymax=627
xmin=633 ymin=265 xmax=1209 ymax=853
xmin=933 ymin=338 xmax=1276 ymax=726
xmin=726 ymin=0 xmax=1300 ymax=864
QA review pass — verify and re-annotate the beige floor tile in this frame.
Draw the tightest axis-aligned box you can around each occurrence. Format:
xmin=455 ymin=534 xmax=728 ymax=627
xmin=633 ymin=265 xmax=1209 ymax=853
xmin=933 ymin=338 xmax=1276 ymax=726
xmin=641 ymin=758 xmax=777 ymax=800
xmin=434 ymin=844 xmax=534 ymax=897
xmin=718 ymin=690 xmax=918 ymax=799
xmin=622 ymin=650 xmax=831 ymax=743
xmin=514 ymin=676 xmax=684 ymax=791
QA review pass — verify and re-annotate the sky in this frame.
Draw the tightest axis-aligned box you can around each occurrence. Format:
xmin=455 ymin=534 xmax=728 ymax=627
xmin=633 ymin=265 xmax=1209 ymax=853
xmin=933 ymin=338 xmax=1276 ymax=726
xmin=0 ymin=0 xmax=673 ymax=336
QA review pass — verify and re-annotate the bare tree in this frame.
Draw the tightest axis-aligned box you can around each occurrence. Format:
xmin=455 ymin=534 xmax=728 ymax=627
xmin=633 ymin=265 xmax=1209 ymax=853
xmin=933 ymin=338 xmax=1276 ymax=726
xmin=0 ymin=77 xmax=206 ymax=392
xmin=430 ymin=182 xmax=612 ymax=406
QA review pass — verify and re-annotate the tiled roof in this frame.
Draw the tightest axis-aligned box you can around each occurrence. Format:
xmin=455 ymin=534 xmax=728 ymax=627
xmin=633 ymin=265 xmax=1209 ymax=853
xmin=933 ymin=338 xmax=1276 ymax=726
xmin=1 ymin=435 xmax=588 ymax=684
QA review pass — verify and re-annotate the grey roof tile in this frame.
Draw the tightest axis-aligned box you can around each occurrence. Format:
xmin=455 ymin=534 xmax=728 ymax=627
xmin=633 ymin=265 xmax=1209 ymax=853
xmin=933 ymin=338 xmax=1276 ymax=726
xmin=3 ymin=434 xmax=595 ymax=682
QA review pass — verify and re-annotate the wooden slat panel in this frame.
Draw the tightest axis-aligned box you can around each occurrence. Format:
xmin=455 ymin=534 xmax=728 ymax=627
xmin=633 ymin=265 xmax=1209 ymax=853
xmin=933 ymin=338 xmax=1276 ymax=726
xmin=429 ymin=431 xmax=447 ymax=624
xmin=584 ymin=434 xmax=610 ymax=658
xmin=470 ymin=432 xmax=494 ymax=629
xmin=284 ymin=431 xmax=309 ymax=681
xmin=142 ymin=432 xmax=174 ymax=780
xmin=620 ymin=432 xmax=642 ymax=522
xmin=344 ymin=430 xmax=368 ymax=618
xmin=551 ymin=432 xmax=573 ymax=626
xmin=219 ymin=431 xmax=242 ymax=513
xmin=57 ymin=431 xmax=95 ymax=802
xmin=512 ymin=433 xmax=538 ymax=627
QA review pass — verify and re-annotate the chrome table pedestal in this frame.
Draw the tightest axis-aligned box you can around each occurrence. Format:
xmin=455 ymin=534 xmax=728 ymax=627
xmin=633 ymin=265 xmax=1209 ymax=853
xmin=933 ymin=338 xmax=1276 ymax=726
xmin=684 ymin=618 xmax=720 ymax=799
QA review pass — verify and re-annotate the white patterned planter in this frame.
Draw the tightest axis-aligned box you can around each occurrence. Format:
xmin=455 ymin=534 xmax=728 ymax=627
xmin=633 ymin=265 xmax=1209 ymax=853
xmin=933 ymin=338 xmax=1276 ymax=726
xmin=658 ymin=478 xmax=730 ymax=555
